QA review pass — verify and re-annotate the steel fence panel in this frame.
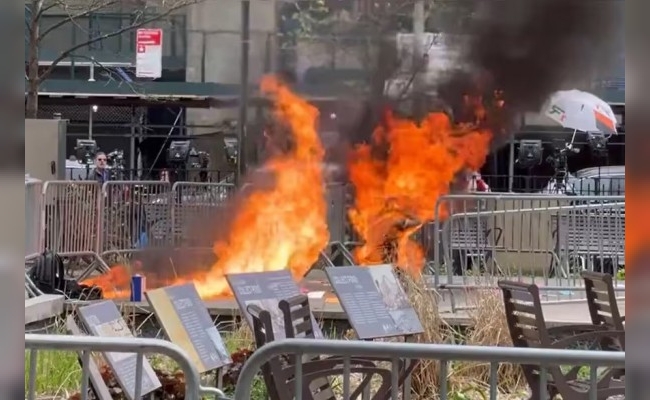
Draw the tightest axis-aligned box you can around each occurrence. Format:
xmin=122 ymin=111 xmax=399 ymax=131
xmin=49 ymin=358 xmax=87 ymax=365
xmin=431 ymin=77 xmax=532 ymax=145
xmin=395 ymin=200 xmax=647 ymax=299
xmin=171 ymin=182 xmax=236 ymax=247
xmin=25 ymin=334 xmax=227 ymax=400
xmin=553 ymin=204 xmax=625 ymax=271
xmin=426 ymin=194 xmax=625 ymax=291
xmin=42 ymin=181 xmax=102 ymax=254
xmin=25 ymin=178 xmax=44 ymax=258
xmin=233 ymin=339 xmax=625 ymax=400
xmin=101 ymin=181 xmax=173 ymax=251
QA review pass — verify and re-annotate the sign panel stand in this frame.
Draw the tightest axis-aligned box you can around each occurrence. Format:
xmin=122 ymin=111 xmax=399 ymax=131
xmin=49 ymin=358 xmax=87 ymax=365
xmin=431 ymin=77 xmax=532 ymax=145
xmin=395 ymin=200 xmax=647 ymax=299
xmin=145 ymin=283 xmax=232 ymax=378
xmin=226 ymin=270 xmax=324 ymax=339
xmin=78 ymin=301 xmax=162 ymax=400
xmin=65 ymin=315 xmax=113 ymax=400
xmin=325 ymin=265 xmax=424 ymax=340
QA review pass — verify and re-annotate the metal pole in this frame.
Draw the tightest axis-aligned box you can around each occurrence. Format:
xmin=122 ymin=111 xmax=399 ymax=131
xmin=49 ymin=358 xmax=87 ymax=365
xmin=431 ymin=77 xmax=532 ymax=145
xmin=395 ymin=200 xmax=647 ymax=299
xmin=236 ymin=0 xmax=250 ymax=186
xmin=412 ymin=0 xmax=425 ymax=119
xmin=88 ymin=105 xmax=93 ymax=140
xmin=508 ymin=136 xmax=515 ymax=192
xmin=88 ymin=56 xmax=96 ymax=82
xmin=130 ymin=106 xmax=136 ymax=179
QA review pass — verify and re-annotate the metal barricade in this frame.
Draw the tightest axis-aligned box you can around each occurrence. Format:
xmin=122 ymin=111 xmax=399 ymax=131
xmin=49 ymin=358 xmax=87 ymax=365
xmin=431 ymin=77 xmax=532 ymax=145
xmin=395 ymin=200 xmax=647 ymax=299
xmin=25 ymin=334 xmax=226 ymax=400
xmin=427 ymin=194 xmax=625 ymax=289
xmin=553 ymin=203 xmax=625 ymax=271
xmin=171 ymin=181 xmax=236 ymax=247
xmin=25 ymin=178 xmax=43 ymax=258
xmin=101 ymin=181 xmax=173 ymax=251
xmin=233 ymin=339 xmax=625 ymax=400
xmin=42 ymin=181 xmax=102 ymax=254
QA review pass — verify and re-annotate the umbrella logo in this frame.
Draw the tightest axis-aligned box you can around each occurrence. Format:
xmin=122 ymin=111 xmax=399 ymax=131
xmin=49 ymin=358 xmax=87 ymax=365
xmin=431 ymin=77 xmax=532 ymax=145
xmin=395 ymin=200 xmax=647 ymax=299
xmin=549 ymin=104 xmax=566 ymax=121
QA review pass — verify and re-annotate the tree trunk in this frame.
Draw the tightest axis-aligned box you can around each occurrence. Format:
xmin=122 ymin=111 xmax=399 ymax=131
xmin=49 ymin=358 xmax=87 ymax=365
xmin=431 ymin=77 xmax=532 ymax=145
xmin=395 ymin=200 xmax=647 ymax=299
xmin=26 ymin=80 xmax=40 ymax=119
xmin=26 ymin=1 xmax=41 ymax=119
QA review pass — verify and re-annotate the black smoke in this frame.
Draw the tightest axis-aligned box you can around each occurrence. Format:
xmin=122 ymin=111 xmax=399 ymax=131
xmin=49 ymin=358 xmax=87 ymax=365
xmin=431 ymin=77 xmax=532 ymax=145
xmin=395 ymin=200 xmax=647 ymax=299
xmin=438 ymin=0 xmax=623 ymax=130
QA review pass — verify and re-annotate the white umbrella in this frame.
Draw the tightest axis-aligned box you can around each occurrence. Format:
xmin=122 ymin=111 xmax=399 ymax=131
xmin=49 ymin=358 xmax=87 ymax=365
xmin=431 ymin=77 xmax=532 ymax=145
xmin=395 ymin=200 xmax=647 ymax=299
xmin=543 ymin=89 xmax=618 ymax=136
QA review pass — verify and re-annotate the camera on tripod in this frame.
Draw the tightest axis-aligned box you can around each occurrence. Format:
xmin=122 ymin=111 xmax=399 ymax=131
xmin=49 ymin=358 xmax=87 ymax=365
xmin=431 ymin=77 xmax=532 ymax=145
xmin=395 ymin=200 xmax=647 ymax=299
xmin=106 ymin=149 xmax=124 ymax=167
xmin=223 ymin=137 xmax=238 ymax=165
xmin=166 ymin=141 xmax=191 ymax=167
xmin=165 ymin=141 xmax=211 ymax=182
xmin=546 ymin=139 xmax=579 ymax=172
xmin=106 ymin=149 xmax=125 ymax=179
xmin=516 ymin=140 xmax=543 ymax=169
xmin=587 ymin=132 xmax=609 ymax=158
xmin=74 ymin=139 xmax=98 ymax=165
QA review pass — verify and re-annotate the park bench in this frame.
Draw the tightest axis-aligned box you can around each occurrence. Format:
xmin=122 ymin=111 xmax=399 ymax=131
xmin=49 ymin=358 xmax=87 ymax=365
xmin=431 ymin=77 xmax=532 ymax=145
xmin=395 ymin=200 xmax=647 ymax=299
xmin=247 ymin=303 xmax=392 ymax=400
xmin=499 ymin=280 xmax=625 ymax=400
xmin=278 ymin=295 xmax=418 ymax=399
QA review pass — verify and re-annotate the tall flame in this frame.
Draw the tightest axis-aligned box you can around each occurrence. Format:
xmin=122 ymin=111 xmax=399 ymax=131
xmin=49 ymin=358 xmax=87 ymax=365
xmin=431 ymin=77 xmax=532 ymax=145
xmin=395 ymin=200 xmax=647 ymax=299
xmin=84 ymin=76 xmax=329 ymax=298
xmin=347 ymin=110 xmax=492 ymax=274
xmin=193 ymin=76 xmax=329 ymax=297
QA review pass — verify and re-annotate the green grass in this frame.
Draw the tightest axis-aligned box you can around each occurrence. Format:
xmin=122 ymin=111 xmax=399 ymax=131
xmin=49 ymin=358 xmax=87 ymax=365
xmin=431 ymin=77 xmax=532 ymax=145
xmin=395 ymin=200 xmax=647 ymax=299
xmin=25 ymin=350 xmax=81 ymax=398
xmin=24 ymin=326 xmax=253 ymax=398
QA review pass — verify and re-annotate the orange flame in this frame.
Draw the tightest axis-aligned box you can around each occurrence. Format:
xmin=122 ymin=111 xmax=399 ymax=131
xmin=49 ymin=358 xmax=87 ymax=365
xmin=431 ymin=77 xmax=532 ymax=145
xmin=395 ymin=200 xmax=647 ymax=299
xmin=347 ymin=110 xmax=492 ymax=274
xmin=84 ymin=76 xmax=329 ymax=298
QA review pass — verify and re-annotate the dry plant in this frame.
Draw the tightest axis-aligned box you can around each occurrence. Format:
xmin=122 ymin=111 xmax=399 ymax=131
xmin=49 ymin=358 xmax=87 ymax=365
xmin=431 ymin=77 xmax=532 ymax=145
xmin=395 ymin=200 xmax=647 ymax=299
xmin=456 ymin=288 xmax=525 ymax=394
xmin=400 ymin=273 xmax=449 ymax=398
xmin=399 ymin=273 xmax=526 ymax=399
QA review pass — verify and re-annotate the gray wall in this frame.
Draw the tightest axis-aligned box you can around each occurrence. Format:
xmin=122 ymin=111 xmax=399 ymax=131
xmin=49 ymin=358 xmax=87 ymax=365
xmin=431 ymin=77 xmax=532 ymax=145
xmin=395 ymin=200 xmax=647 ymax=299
xmin=184 ymin=0 xmax=277 ymax=171
xmin=25 ymin=119 xmax=67 ymax=181
xmin=185 ymin=0 xmax=276 ymax=125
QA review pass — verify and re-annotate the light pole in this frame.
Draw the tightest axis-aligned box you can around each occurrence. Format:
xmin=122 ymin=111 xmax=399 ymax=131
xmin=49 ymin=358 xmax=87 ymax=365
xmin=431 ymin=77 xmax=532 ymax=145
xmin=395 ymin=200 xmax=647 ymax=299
xmin=236 ymin=0 xmax=250 ymax=186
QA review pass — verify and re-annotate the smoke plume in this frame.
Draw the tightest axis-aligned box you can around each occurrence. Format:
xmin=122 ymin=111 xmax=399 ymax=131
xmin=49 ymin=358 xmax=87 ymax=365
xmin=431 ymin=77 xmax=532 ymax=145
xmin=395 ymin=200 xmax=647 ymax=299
xmin=439 ymin=0 xmax=623 ymax=125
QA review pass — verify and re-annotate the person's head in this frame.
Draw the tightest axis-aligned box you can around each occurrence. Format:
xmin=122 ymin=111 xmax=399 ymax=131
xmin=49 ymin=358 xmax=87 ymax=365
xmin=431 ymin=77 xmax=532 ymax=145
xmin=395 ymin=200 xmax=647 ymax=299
xmin=94 ymin=152 xmax=107 ymax=170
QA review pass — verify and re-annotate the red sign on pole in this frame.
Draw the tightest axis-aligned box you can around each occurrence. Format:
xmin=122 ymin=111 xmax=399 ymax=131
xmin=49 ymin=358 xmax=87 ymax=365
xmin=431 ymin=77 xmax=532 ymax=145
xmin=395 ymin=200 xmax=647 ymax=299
xmin=135 ymin=29 xmax=163 ymax=78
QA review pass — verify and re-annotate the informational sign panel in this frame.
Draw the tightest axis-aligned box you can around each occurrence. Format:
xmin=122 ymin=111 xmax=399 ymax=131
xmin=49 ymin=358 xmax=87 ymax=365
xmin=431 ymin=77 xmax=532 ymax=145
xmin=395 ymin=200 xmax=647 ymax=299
xmin=146 ymin=283 xmax=232 ymax=373
xmin=65 ymin=315 xmax=113 ymax=400
xmin=78 ymin=301 xmax=161 ymax=400
xmin=325 ymin=265 xmax=424 ymax=339
xmin=226 ymin=270 xmax=324 ymax=339
xmin=135 ymin=28 xmax=163 ymax=78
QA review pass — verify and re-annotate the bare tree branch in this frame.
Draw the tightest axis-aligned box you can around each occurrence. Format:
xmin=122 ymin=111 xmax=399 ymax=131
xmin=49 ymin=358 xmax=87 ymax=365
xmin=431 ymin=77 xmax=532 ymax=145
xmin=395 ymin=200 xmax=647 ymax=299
xmin=38 ymin=0 xmax=121 ymax=42
xmin=37 ymin=0 xmax=201 ymax=83
xmin=25 ymin=0 xmax=203 ymax=118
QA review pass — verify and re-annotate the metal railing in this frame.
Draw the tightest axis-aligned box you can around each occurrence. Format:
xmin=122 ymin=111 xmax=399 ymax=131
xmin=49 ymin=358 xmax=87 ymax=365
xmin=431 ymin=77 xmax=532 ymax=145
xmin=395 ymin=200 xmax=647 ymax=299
xmin=25 ymin=178 xmax=44 ymax=258
xmin=421 ymin=194 xmax=625 ymax=299
xmin=30 ymin=180 xmax=349 ymax=257
xmin=101 ymin=181 xmax=173 ymax=250
xmin=340 ymin=191 xmax=627 ymax=310
xmin=233 ymin=339 xmax=625 ymax=400
xmin=42 ymin=181 xmax=103 ymax=255
xmin=27 ymin=181 xmax=626 ymax=296
xmin=32 ymin=181 xmax=237 ymax=256
xmin=25 ymin=334 xmax=226 ymax=400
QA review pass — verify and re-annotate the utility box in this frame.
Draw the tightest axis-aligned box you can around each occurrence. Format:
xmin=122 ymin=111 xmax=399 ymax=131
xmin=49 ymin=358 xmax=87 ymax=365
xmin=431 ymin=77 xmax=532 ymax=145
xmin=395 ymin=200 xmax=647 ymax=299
xmin=25 ymin=118 xmax=67 ymax=181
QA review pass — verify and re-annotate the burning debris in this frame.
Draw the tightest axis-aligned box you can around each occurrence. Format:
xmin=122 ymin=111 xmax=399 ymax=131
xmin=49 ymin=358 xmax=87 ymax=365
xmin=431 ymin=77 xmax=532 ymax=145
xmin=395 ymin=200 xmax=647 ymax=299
xmin=85 ymin=76 xmax=330 ymax=299
xmin=348 ymin=109 xmax=492 ymax=274
xmin=85 ymin=80 xmax=492 ymax=299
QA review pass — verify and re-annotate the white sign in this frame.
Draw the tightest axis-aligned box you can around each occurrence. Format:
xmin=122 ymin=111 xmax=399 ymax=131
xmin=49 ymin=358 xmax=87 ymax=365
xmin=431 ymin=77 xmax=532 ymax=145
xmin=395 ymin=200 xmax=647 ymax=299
xmin=135 ymin=28 xmax=163 ymax=78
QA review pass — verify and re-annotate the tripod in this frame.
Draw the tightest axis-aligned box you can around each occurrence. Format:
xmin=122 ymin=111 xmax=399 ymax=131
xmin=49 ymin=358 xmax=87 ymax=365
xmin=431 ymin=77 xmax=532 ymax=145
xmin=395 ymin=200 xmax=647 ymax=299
xmin=547 ymin=166 xmax=570 ymax=194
